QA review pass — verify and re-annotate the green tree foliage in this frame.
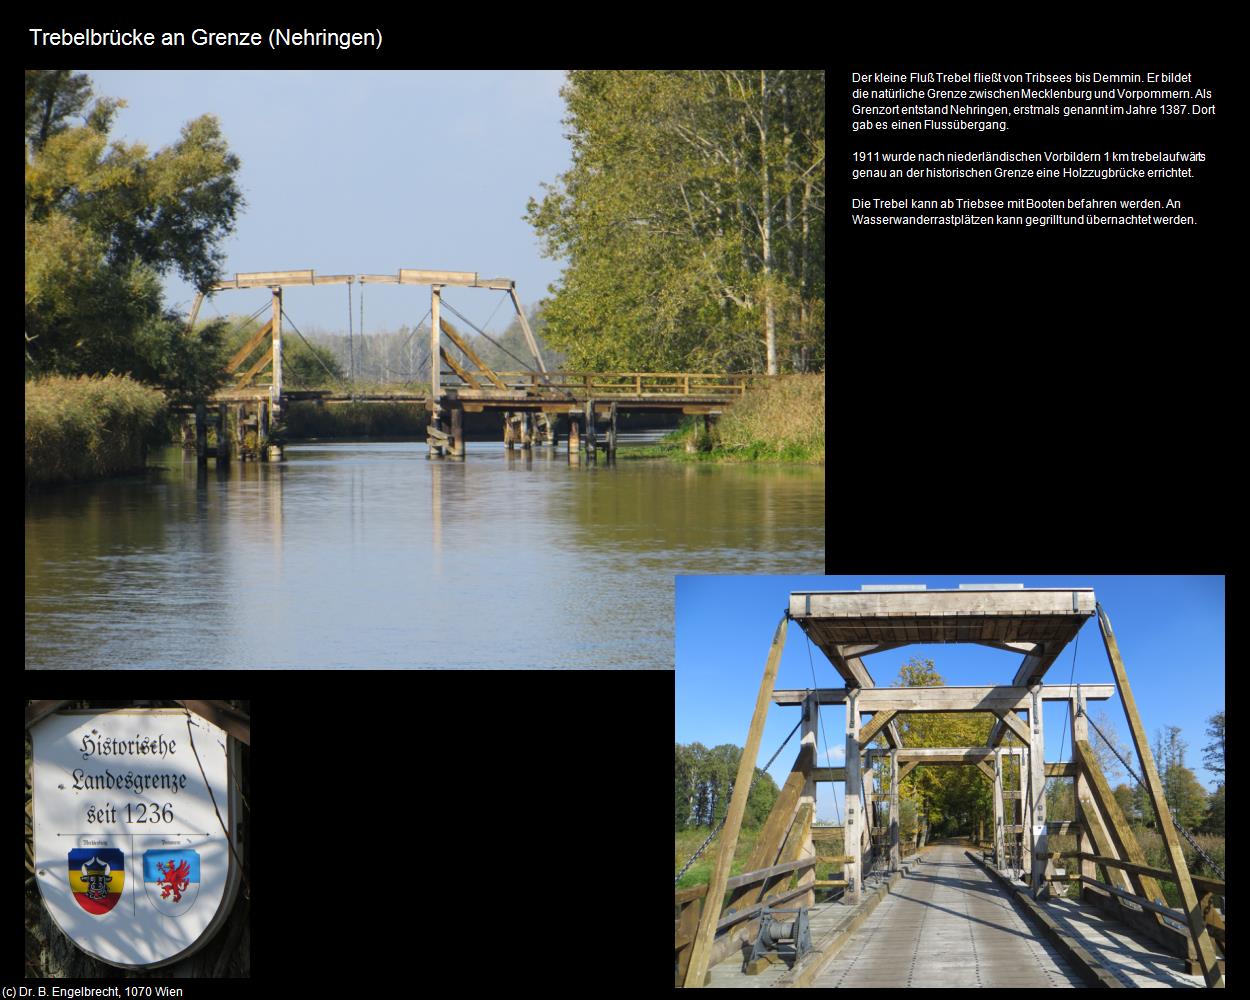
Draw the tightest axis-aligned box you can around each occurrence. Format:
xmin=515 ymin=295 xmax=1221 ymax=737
xmin=1112 ymin=783 xmax=1139 ymax=824
xmin=889 ymin=658 xmax=994 ymax=838
xmin=674 ymin=741 xmax=780 ymax=831
xmin=1201 ymin=784 xmax=1224 ymax=835
xmin=25 ymin=71 xmax=242 ymax=398
xmin=526 ymin=70 xmax=824 ymax=373
xmin=1202 ymin=710 xmax=1224 ymax=781
xmin=25 ymin=70 xmax=94 ymax=153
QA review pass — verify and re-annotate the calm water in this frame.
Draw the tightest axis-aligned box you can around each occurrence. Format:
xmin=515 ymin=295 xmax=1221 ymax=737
xmin=25 ymin=439 xmax=824 ymax=668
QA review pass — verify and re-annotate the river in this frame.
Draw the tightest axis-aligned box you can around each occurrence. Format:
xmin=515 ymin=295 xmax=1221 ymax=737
xmin=25 ymin=438 xmax=824 ymax=668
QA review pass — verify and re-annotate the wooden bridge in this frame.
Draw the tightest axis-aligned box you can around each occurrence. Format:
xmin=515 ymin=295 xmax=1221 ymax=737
xmin=186 ymin=268 xmax=751 ymax=461
xmin=676 ymin=587 xmax=1226 ymax=988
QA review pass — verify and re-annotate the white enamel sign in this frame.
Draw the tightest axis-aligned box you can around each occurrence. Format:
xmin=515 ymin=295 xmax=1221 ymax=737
xmin=31 ymin=709 xmax=241 ymax=968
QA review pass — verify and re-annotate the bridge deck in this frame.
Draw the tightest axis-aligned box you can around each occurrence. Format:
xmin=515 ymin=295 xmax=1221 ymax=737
xmin=811 ymin=844 xmax=1089 ymax=988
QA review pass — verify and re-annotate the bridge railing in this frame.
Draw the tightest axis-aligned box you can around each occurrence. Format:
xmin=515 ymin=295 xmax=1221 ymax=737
xmin=674 ymin=856 xmax=817 ymax=986
xmin=492 ymin=371 xmax=752 ymax=397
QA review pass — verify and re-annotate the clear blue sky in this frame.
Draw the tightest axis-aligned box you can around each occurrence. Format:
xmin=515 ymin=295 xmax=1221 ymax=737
xmin=88 ymin=70 xmax=571 ymax=337
xmin=676 ymin=576 xmax=1225 ymax=823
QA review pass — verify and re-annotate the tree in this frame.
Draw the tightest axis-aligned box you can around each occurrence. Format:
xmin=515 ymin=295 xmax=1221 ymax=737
xmin=1201 ymin=784 xmax=1225 ymax=836
xmin=890 ymin=658 xmax=994 ymax=838
xmin=1202 ymin=710 xmax=1224 ymax=782
xmin=1150 ymin=725 xmax=1207 ymax=832
xmin=1112 ymin=783 xmax=1138 ymax=824
xmin=526 ymin=70 xmax=824 ymax=373
xmin=25 ymin=70 xmax=93 ymax=154
xmin=25 ymin=72 xmax=242 ymax=394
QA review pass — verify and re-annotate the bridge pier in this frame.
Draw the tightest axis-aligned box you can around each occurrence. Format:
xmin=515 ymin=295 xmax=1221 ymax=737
xmin=449 ymin=405 xmax=464 ymax=458
xmin=584 ymin=399 xmax=597 ymax=461
xmin=567 ymin=414 xmax=580 ymax=463
xmin=195 ymin=404 xmax=207 ymax=466
xmin=607 ymin=401 xmax=617 ymax=462
xmin=216 ymin=404 xmax=229 ymax=462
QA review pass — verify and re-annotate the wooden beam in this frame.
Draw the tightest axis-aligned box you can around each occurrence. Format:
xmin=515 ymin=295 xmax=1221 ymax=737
xmin=1078 ymin=855 xmax=1224 ymax=898
xmin=439 ymin=345 xmax=480 ymax=388
xmin=857 ymin=709 xmax=897 ymax=746
xmin=992 ymin=708 xmax=1031 ymax=744
xmin=856 ymin=685 xmax=1112 ymax=712
xmin=236 ymin=344 xmax=274 ymax=385
xmin=772 ymin=688 xmax=847 ymax=705
xmin=1073 ymin=739 xmax=1163 ymax=897
xmin=1044 ymin=762 xmax=1078 ymax=777
xmin=225 ymin=319 xmax=274 ymax=373
xmin=1096 ymin=602 xmax=1222 ymax=988
xmin=508 ymin=286 xmax=548 ymax=373
xmin=974 ymin=641 xmax=1040 ymax=655
xmin=683 ymin=615 xmax=787 ymax=989
xmin=175 ymin=701 xmax=251 ymax=747
xmin=811 ymin=767 xmax=846 ymax=782
xmin=897 ymin=760 xmax=918 ymax=782
xmin=24 ymin=700 xmax=70 ymax=729
xmin=839 ymin=642 xmax=906 ymax=658
xmin=867 ymin=746 xmax=1023 ymax=760
xmin=439 ymin=319 xmax=507 ymax=389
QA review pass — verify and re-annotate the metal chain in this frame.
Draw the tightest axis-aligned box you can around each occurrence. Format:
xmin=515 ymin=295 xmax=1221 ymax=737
xmin=675 ymin=716 xmax=804 ymax=885
xmin=1080 ymin=708 xmax=1224 ymax=880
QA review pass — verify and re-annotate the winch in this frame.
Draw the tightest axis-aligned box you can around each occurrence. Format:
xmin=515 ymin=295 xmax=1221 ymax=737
xmin=744 ymin=906 xmax=812 ymax=972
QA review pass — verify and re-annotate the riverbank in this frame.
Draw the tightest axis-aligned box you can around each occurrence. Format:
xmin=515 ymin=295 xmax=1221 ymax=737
xmin=25 ymin=375 xmax=167 ymax=489
xmin=625 ymin=373 xmax=824 ymax=464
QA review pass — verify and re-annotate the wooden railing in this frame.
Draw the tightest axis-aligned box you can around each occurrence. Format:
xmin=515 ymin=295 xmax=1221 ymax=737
xmin=493 ymin=371 xmax=752 ymax=398
xmin=674 ymin=856 xmax=819 ymax=986
xmin=1076 ymin=852 xmax=1225 ymax=953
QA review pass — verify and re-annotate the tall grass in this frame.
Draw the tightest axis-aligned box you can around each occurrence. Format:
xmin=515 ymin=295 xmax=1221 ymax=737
xmin=656 ymin=374 xmax=824 ymax=463
xmin=26 ymin=375 xmax=166 ymax=487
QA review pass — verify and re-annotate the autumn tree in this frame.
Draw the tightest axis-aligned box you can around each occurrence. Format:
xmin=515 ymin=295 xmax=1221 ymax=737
xmin=25 ymin=71 xmax=242 ymax=401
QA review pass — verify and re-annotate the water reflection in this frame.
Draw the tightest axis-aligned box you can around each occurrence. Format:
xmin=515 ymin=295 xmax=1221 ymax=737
xmin=26 ymin=440 xmax=823 ymax=668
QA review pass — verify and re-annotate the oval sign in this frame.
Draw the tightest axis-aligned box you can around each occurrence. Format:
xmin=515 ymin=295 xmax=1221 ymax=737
xmin=31 ymin=709 xmax=242 ymax=968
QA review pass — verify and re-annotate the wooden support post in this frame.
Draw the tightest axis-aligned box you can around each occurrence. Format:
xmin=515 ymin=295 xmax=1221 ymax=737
xmin=862 ymin=747 xmax=875 ymax=865
xmin=216 ymin=404 xmax=229 ymax=461
xmin=1071 ymin=686 xmax=1096 ymax=886
xmin=843 ymin=688 xmax=861 ymax=904
xmin=584 ymin=399 xmax=596 ymax=458
xmin=450 ymin=405 xmax=464 ymax=458
xmin=683 ymin=614 xmax=788 ymax=989
xmin=1096 ymin=602 xmax=1222 ymax=988
xmin=270 ymin=287 xmax=283 ymax=420
xmin=257 ymin=399 xmax=269 ymax=455
xmin=429 ymin=285 xmax=443 ymax=456
xmin=993 ymin=748 xmax=1006 ymax=869
xmin=195 ymin=403 xmax=207 ymax=466
xmin=503 ymin=412 xmax=515 ymax=450
xmin=1028 ymin=685 xmax=1049 ymax=897
xmin=520 ymin=411 xmax=532 ymax=450
xmin=889 ymin=748 xmax=899 ymax=872
xmin=235 ymin=404 xmax=245 ymax=459
xmin=567 ymin=415 xmax=580 ymax=463
xmin=799 ymin=692 xmax=818 ymax=908
xmin=607 ymin=400 xmax=617 ymax=460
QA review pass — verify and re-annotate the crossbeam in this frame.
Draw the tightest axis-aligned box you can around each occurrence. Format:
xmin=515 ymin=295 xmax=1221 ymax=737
xmin=357 ymin=269 xmax=515 ymax=288
xmin=771 ymin=684 xmax=1113 ymax=706
xmin=211 ymin=270 xmax=355 ymax=289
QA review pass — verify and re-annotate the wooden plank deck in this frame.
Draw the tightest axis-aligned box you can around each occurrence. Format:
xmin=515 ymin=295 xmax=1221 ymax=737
xmin=1041 ymin=895 xmax=1204 ymax=987
xmin=809 ymin=844 xmax=1089 ymax=988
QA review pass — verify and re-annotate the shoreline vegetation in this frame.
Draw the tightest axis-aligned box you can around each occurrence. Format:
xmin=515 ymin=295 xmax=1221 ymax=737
xmin=25 ymin=375 xmax=167 ymax=489
xmin=25 ymin=372 xmax=823 ymax=488
xmin=626 ymin=374 xmax=824 ymax=464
